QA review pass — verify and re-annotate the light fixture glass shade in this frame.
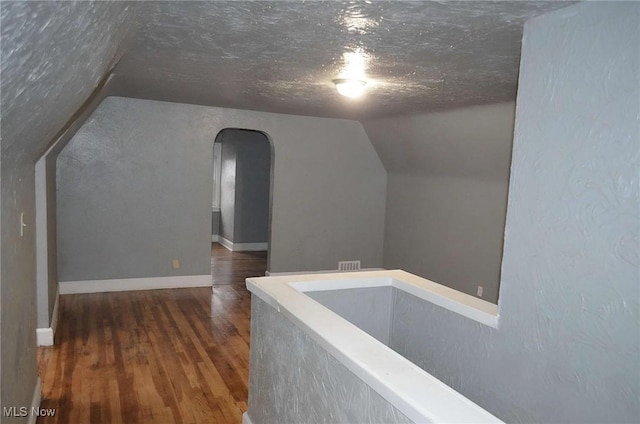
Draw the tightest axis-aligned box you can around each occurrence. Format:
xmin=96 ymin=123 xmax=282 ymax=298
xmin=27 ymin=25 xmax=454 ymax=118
xmin=333 ymin=79 xmax=366 ymax=98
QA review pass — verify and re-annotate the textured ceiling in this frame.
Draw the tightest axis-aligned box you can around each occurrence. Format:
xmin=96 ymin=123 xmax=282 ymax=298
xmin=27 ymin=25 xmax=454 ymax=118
xmin=114 ymin=1 xmax=574 ymax=119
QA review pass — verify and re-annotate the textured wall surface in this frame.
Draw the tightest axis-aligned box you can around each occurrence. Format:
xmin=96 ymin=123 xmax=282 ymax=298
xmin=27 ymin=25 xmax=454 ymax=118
xmin=0 ymin=2 xmax=137 ymax=420
xmin=232 ymin=131 xmax=271 ymax=243
xmin=211 ymin=210 xmax=220 ymax=236
xmin=383 ymin=175 xmax=509 ymax=303
xmin=247 ymin=297 xmax=413 ymax=424
xmin=35 ymin=159 xmax=56 ymax=329
xmin=220 ymin=135 xmax=238 ymax=243
xmin=306 ymin=287 xmax=394 ymax=345
xmin=375 ymin=3 xmax=639 ymax=422
xmin=363 ymin=102 xmax=516 ymax=303
xmin=57 ymin=97 xmax=214 ymax=280
xmin=57 ymin=97 xmax=386 ymax=281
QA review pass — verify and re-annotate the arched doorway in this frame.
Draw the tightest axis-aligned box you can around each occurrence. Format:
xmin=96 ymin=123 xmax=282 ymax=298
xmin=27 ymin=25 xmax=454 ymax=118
xmin=211 ymin=128 xmax=273 ymax=284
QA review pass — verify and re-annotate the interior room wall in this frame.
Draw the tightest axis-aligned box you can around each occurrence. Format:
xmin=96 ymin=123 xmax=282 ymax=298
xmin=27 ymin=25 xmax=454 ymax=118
xmin=35 ymin=76 xmax=121 ymax=331
xmin=211 ymin=135 xmax=222 ymax=239
xmin=220 ymin=133 xmax=238 ymax=244
xmin=363 ymin=102 xmax=515 ymax=303
xmin=57 ymin=96 xmax=387 ymax=281
xmin=218 ymin=129 xmax=271 ymax=246
xmin=360 ymin=3 xmax=638 ymax=422
xmin=223 ymin=129 xmax=271 ymax=244
xmin=211 ymin=211 xmax=220 ymax=237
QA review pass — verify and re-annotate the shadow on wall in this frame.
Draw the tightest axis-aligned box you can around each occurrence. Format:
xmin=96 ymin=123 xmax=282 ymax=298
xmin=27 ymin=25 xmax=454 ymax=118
xmin=212 ymin=129 xmax=273 ymax=259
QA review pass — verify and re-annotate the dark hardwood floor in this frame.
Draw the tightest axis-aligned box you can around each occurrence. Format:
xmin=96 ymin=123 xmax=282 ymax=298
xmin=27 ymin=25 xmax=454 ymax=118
xmin=211 ymin=243 xmax=267 ymax=285
xmin=37 ymin=243 xmax=267 ymax=424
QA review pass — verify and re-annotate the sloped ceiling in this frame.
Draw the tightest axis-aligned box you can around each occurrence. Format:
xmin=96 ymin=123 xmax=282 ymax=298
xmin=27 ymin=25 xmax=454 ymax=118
xmin=114 ymin=1 xmax=573 ymax=119
xmin=363 ymin=101 xmax=516 ymax=178
xmin=1 ymin=0 xmax=575 ymax=163
xmin=0 ymin=1 xmax=138 ymax=163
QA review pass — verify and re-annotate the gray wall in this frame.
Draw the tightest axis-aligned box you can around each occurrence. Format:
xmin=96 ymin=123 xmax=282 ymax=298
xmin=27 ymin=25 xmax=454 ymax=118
xmin=0 ymin=2 xmax=137 ymax=420
xmin=384 ymin=175 xmax=509 ymax=303
xmin=306 ymin=287 xmax=394 ymax=345
xmin=366 ymin=3 xmax=639 ymax=422
xmin=36 ymin=78 xmax=119 ymax=329
xmin=247 ymin=297 xmax=413 ymax=424
xmin=211 ymin=210 xmax=220 ymax=237
xmin=220 ymin=134 xmax=238 ymax=243
xmin=232 ymin=131 xmax=271 ymax=244
xmin=218 ymin=129 xmax=271 ymax=244
xmin=57 ymin=98 xmax=213 ymax=280
xmin=364 ymin=102 xmax=515 ymax=304
xmin=35 ymin=151 xmax=59 ymax=329
xmin=57 ymin=96 xmax=386 ymax=281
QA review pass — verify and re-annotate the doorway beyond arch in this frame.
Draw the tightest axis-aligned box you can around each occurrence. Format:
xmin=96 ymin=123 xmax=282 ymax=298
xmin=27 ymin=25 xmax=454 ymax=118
xmin=211 ymin=128 xmax=274 ymax=282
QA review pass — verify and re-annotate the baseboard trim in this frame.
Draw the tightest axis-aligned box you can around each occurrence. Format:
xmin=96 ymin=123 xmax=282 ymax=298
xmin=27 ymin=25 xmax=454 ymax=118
xmin=27 ymin=377 xmax=42 ymax=424
xmin=211 ymin=234 xmax=219 ymax=242
xmin=218 ymin=236 xmax=234 ymax=251
xmin=60 ymin=274 xmax=212 ymax=294
xmin=219 ymin=236 xmax=268 ymax=252
xmin=36 ymin=287 xmax=60 ymax=346
xmin=242 ymin=412 xmax=253 ymax=424
xmin=265 ymin=268 xmax=384 ymax=276
xmin=36 ymin=328 xmax=54 ymax=346
xmin=234 ymin=242 xmax=268 ymax=251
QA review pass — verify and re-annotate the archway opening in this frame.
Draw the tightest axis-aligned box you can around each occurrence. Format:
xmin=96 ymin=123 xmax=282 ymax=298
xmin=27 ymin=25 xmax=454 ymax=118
xmin=211 ymin=128 xmax=274 ymax=285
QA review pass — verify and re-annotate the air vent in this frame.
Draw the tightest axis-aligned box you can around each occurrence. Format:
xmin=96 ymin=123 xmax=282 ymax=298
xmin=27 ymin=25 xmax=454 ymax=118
xmin=338 ymin=260 xmax=361 ymax=271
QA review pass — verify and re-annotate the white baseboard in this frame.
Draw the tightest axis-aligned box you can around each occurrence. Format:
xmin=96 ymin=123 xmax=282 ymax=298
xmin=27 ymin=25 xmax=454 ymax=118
xmin=219 ymin=236 xmax=268 ymax=252
xmin=218 ymin=236 xmax=234 ymax=251
xmin=36 ymin=328 xmax=54 ymax=346
xmin=242 ymin=412 xmax=253 ymax=424
xmin=27 ymin=377 xmax=42 ymax=424
xmin=234 ymin=242 xmax=268 ymax=251
xmin=60 ymin=274 xmax=212 ymax=294
xmin=36 ymin=286 xmax=60 ymax=346
xmin=211 ymin=234 xmax=219 ymax=242
xmin=265 ymin=268 xmax=384 ymax=277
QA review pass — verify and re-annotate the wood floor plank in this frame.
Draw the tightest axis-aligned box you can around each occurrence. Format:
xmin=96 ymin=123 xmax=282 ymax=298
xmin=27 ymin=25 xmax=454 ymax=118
xmin=37 ymin=243 xmax=265 ymax=423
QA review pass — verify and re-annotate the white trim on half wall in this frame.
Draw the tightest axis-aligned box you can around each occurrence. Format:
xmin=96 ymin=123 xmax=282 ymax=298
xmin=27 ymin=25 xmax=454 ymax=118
xmin=265 ymin=268 xmax=384 ymax=277
xmin=59 ymin=274 xmax=212 ymax=294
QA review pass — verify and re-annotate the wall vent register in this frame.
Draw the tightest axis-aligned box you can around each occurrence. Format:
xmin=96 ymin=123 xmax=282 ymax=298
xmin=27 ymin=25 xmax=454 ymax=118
xmin=338 ymin=260 xmax=361 ymax=271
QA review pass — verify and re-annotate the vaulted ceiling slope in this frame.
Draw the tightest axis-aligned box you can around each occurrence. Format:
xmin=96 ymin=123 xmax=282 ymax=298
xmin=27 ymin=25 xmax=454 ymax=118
xmin=0 ymin=1 xmax=138 ymax=164
xmin=363 ymin=101 xmax=516 ymax=178
xmin=1 ymin=1 xmax=573 ymax=163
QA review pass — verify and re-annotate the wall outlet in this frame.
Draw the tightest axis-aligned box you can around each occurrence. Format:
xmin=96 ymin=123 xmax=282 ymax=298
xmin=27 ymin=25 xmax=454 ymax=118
xmin=172 ymin=259 xmax=180 ymax=269
xmin=477 ymin=285 xmax=484 ymax=297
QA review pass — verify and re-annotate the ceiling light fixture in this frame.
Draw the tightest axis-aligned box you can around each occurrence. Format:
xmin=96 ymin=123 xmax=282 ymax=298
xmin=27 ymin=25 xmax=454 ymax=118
xmin=333 ymin=78 xmax=367 ymax=98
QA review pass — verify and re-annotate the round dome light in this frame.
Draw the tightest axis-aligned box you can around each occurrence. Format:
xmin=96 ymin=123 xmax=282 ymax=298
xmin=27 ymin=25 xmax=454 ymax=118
xmin=333 ymin=79 xmax=366 ymax=98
